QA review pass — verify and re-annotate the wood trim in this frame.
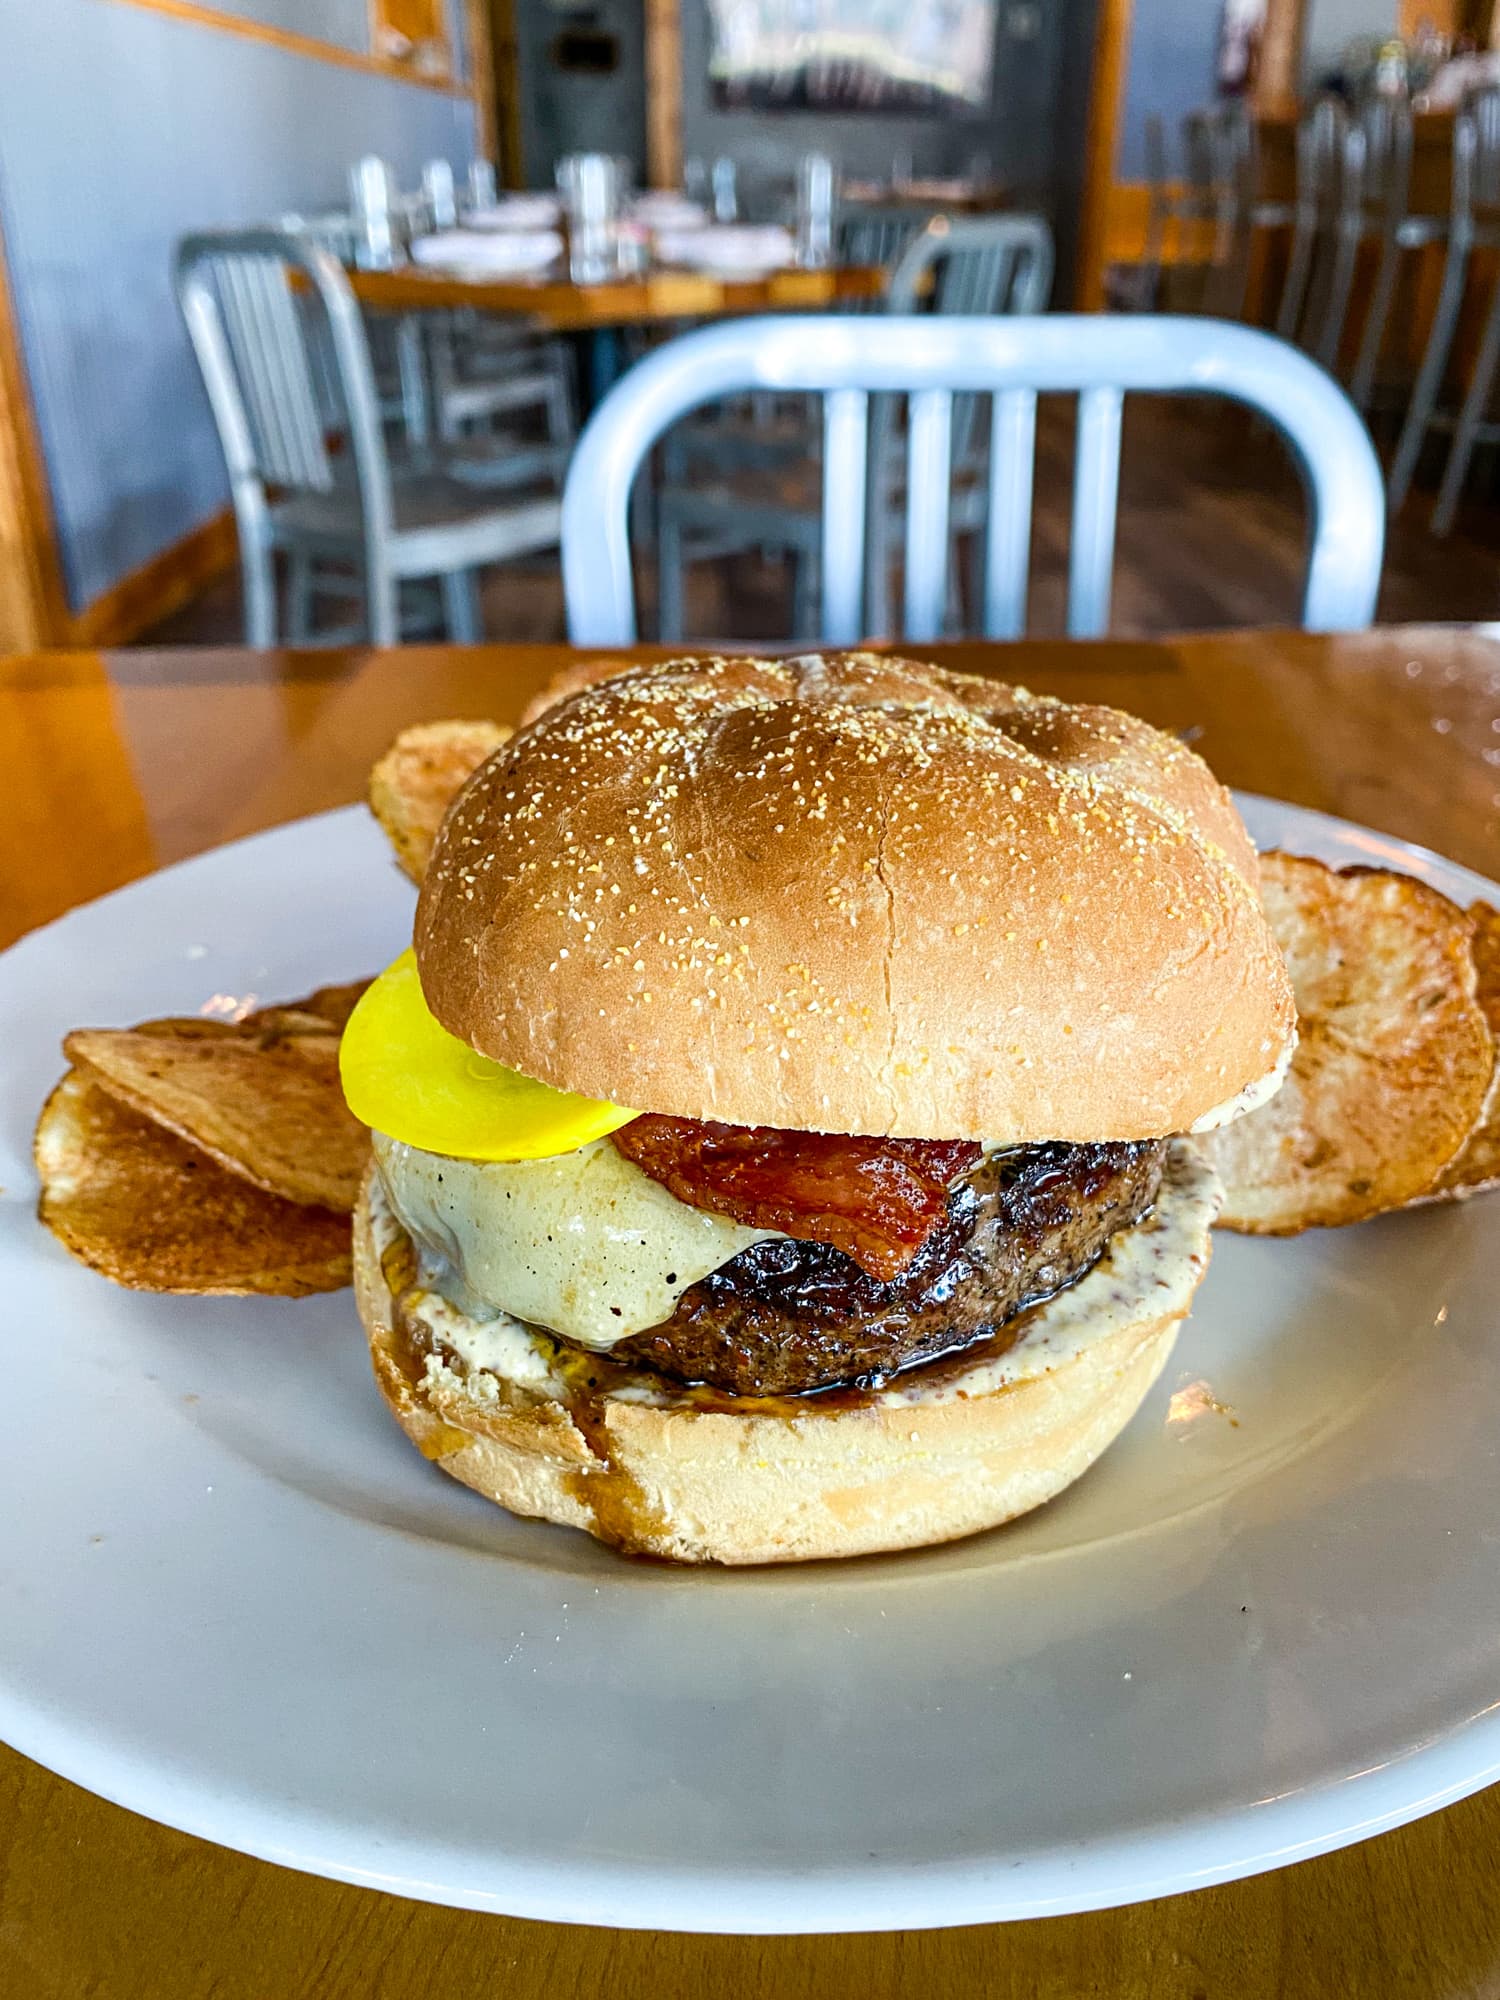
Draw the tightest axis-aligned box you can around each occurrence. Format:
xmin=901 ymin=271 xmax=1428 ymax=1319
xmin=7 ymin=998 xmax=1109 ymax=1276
xmin=1256 ymin=0 xmax=1306 ymax=114
xmin=644 ymin=0 xmax=682 ymax=191
xmin=463 ymin=0 xmax=496 ymax=164
xmin=488 ymin=0 xmax=524 ymax=186
xmin=1101 ymin=181 xmax=1216 ymax=265
xmin=97 ymin=0 xmax=471 ymax=99
xmin=1077 ymin=0 xmax=1135 ymax=310
xmin=0 ymin=207 xmax=70 ymax=649
xmin=69 ymin=508 xmax=239 ymax=649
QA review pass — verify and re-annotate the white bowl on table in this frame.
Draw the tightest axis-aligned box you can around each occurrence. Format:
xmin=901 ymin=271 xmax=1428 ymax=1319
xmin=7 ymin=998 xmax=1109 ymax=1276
xmin=652 ymin=224 xmax=795 ymax=280
xmin=462 ymin=192 xmax=563 ymax=232
xmin=408 ymin=229 xmax=563 ymax=279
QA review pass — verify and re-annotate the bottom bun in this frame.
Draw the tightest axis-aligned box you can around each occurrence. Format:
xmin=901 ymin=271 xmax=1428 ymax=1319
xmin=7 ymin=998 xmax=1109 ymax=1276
xmin=354 ymin=1142 xmax=1221 ymax=1565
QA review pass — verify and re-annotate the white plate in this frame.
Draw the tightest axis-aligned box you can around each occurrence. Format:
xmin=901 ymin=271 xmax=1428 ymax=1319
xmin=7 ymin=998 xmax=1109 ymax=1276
xmin=3 ymin=796 xmax=1500 ymax=1933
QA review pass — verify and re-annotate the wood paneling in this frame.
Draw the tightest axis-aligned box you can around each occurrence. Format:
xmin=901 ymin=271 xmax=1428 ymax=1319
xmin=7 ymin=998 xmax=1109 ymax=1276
xmin=1077 ymin=0 xmax=1135 ymax=309
xmin=98 ymin=0 xmax=472 ymax=98
xmin=644 ymin=0 xmax=682 ymax=191
xmin=370 ymin=0 xmax=454 ymax=79
xmin=70 ymin=509 xmax=239 ymax=649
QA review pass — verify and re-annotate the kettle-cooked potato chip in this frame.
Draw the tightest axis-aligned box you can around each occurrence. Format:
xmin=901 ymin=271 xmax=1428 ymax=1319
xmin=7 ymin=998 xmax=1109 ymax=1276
xmin=64 ymin=1023 xmax=369 ymax=1214
xmin=369 ymin=720 xmax=510 ymax=885
xmin=1205 ymin=853 xmax=1494 ymax=1232
xmin=35 ymin=1069 xmax=350 ymax=1296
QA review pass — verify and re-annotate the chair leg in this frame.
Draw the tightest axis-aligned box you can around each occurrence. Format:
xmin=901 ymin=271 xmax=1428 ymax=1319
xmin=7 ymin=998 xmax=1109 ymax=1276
xmin=365 ymin=551 xmax=400 ymax=647
xmin=1276 ymin=214 xmax=1316 ymax=344
xmin=439 ymin=568 xmax=483 ymax=643
xmin=1314 ymin=222 xmax=1360 ymax=373
xmin=791 ymin=547 xmax=817 ymax=639
xmin=1350 ymin=234 xmax=1401 ymax=410
xmin=1389 ymin=239 xmax=1469 ymax=513
xmin=1433 ymin=270 xmax=1500 ymax=536
xmin=286 ymin=553 xmax=315 ymax=643
xmin=657 ymin=511 xmax=685 ymax=642
xmin=241 ymin=542 xmax=277 ymax=648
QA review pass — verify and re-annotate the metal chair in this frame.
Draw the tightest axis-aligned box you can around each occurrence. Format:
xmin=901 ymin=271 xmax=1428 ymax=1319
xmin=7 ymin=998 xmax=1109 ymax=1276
xmin=175 ymin=228 xmax=561 ymax=646
xmin=1277 ymin=98 xmax=1350 ymax=350
xmin=1388 ymin=91 xmax=1500 ymax=530
xmin=1307 ymin=99 xmax=1448 ymax=401
xmin=650 ymin=214 xmax=1055 ymax=641
xmin=562 ymin=315 xmax=1384 ymax=644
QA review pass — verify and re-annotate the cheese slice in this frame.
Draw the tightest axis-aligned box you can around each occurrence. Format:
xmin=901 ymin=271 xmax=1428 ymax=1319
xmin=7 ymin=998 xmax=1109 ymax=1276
xmin=372 ymin=1131 xmax=780 ymax=1348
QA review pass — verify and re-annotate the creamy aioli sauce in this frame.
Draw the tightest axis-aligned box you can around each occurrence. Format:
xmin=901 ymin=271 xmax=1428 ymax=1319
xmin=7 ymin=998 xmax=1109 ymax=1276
xmin=1188 ymin=1040 xmax=1295 ymax=1133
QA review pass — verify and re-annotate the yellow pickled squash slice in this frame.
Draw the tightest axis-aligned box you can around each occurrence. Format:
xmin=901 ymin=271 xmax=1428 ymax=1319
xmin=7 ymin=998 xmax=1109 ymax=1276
xmin=339 ymin=951 xmax=636 ymax=1160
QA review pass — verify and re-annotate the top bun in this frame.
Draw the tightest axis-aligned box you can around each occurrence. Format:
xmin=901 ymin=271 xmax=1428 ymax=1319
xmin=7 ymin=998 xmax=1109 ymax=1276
xmin=415 ymin=653 xmax=1295 ymax=1141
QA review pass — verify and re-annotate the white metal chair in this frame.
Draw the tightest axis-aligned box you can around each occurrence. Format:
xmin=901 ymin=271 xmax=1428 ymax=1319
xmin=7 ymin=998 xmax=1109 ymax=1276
xmin=651 ymin=214 xmax=1055 ymax=640
xmin=562 ymin=314 xmax=1384 ymax=644
xmin=176 ymin=228 xmax=562 ymax=646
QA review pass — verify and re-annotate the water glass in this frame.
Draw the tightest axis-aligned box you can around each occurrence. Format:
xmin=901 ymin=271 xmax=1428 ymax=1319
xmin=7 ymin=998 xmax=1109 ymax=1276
xmin=559 ymin=152 xmax=620 ymax=285
xmin=349 ymin=156 xmax=398 ymax=270
xmin=795 ymin=152 xmax=834 ymax=269
xmin=468 ymin=158 xmax=498 ymax=212
xmin=422 ymin=158 xmax=457 ymax=232
xmin=710 ymin=156 xmax=739 ymax=223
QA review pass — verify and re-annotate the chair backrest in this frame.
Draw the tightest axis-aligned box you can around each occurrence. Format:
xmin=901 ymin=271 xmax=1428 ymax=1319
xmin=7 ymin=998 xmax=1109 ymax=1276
xmin=881 ymin=215 xmax=1053 ymax=470
xmin=175 ymin=227 xmax=392 ymax=550
xmin=884 ymin=213 xmax=1053 ymax=318
xmin=562 ymin=314 xmax=1384 ymax=644
xmin=1297 ymin=96 xmax=1349 ymax=222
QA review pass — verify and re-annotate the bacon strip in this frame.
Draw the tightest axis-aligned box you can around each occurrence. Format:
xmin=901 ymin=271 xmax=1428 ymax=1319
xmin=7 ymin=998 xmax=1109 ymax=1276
xmin=611 ymin=1116 xmax=980 ymax=1282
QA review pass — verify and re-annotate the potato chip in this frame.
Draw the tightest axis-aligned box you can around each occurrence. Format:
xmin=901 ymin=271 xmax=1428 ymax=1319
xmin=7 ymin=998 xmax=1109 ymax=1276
xmin=64 ymin=1024 xmax=369 ymax=1214
xmin=369 ymin=720 xmax=510 ymax=885
xmin=1416 ymin=900 xmax=1500 ymax=1203
xmin=35 ymin=1069 xmax=350 ymax=1296
xmin=1205 ymin=853 xmax=1495 ymax=1232
xmin=517 ymin=655 xmax=643 ymax=729
xmin=247 ymin=978 xmax=371 ymax=1039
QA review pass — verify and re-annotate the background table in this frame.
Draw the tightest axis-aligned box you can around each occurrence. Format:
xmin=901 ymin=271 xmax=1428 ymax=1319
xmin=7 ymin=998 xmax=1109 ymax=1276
xmin=4 ymin=628 xmax=1500 ymax=1996
xmin=346 ymin=261 xmax=887 ymax=332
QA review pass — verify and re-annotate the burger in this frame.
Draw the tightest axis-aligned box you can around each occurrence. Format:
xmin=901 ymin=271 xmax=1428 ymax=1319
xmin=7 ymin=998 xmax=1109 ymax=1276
xmin=342 ymin=653 xmax=1295 ymax=1564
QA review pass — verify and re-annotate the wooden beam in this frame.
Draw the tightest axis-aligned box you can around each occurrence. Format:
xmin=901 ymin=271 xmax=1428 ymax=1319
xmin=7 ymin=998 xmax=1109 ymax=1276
xmin=98 ymin=0 xmax=473 ymax=100
xmin=463 ymin=0 xmax=497 ymax=165
xmin=644 ymin=0 xmax=683 ymax=191
xmin=487 ymin=0 xmax=524 ymax=186
xmin=1257 ymin=0 xmax=1307 ymax=115
xmin=1076 ymin=0 xmax=1135 ymax=311
xmin=0 ymin=206 xmax=70 ymax=649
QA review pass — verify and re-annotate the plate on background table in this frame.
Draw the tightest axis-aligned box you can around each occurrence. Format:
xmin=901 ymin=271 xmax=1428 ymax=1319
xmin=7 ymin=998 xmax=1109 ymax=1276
xmin=2 ymin=795 xmax=1500 ymax=1933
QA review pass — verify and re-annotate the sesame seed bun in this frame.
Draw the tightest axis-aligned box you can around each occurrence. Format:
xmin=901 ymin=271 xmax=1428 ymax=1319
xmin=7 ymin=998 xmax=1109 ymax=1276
xmin=354 ymin=1144 xmax=1221 ymax=1565
xmin=416 ymin=653 xmax=1294 ymax=1141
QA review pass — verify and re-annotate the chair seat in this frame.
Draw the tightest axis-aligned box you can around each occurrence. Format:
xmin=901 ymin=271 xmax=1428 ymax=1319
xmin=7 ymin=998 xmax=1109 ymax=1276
xmin=271 ymin=471 xmax=560 ymax=575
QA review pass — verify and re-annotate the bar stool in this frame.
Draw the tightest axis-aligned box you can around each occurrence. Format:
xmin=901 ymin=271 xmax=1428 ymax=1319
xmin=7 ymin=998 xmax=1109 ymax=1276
xmin=1312 ymin=99 xmax=1448 ymax=402
xmin=1277 ymin=98 xmax=1349 ymax=349
xmin=1387 ymin=92 xmax=1500 ymax=523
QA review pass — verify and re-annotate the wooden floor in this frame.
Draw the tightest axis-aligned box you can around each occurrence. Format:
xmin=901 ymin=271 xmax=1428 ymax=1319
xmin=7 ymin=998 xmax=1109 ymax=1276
xmin=140 ymin=398 xmax=1500 ymax=649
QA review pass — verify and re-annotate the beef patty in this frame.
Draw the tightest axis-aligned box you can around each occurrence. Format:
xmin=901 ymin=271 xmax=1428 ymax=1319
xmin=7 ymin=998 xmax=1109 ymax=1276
xmin=610 ymin=1139 xmax=1167 ymax=1397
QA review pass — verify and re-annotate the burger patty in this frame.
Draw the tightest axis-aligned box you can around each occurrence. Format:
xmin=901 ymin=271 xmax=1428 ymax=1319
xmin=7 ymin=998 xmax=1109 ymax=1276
xmin=612 ymin=1138 xmax=1167 ymax=1397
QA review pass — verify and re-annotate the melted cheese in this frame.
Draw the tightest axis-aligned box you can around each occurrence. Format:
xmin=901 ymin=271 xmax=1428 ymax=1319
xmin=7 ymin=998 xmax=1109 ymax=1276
xmin=376 ymin=1141 xmax=1221 ymax=1409
xmin=372 ymin=1132 xmax=779 ymax=1349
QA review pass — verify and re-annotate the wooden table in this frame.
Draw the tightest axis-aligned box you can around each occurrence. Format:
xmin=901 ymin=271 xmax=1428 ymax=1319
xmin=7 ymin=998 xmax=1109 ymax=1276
xmin=5 ymin=628 xmax=1500 ymax=1997
xmin=346 ymin=261 xmax=887 ymax=332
